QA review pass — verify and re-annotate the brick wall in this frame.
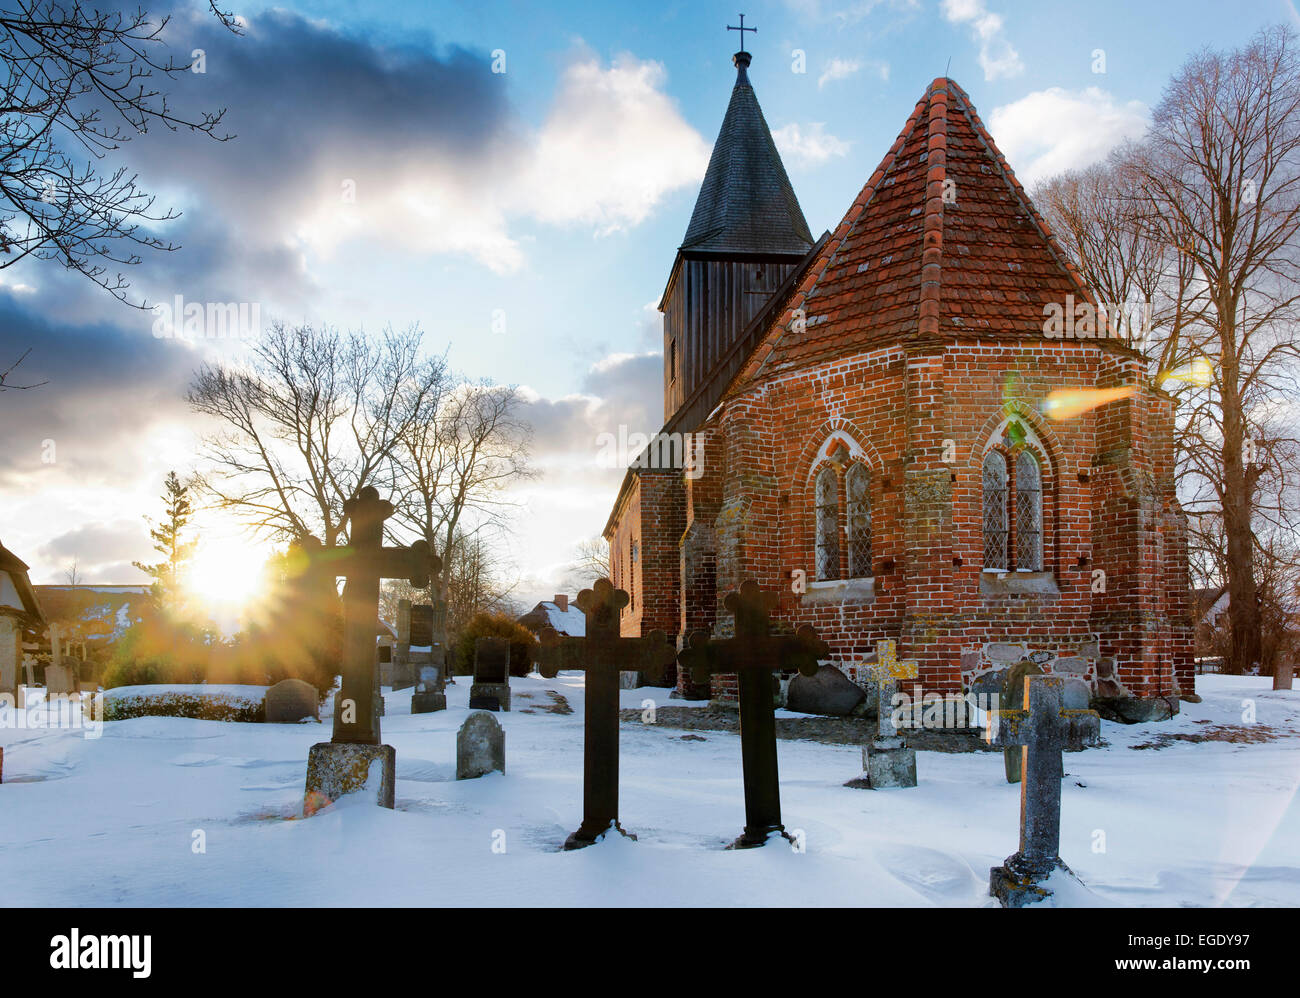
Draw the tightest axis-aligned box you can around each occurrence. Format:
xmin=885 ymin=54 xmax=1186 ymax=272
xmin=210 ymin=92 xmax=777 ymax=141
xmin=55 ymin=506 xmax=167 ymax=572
xmin=608 ymin=335 xmax=1192 ymax=704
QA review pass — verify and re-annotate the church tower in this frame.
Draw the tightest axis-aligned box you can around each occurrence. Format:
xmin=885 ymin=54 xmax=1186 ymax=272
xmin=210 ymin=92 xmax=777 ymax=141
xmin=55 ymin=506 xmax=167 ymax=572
xmin=660 ymin=46 xmax=815 ymax=428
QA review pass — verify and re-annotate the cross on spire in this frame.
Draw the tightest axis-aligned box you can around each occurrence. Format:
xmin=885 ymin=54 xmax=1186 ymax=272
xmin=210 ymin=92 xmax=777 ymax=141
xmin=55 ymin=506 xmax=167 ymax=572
xmin=727 ymin=13 xmax=756 ymax=53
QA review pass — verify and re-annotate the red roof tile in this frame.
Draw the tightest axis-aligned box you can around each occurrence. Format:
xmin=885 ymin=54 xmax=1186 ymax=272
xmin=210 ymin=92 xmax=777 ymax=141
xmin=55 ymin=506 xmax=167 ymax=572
xmin=731 ymin=78 xmax=1106 ymax=388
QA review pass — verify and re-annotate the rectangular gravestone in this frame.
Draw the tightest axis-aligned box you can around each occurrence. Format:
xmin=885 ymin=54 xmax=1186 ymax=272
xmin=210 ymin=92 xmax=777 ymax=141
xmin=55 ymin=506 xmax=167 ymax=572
xmin=44 ymin=663 xmax=77 ymax=697
xmin=409 ymin=604 xmax=433 ymax=646
xmin=469 ymin=636 xmax=510 ymax=711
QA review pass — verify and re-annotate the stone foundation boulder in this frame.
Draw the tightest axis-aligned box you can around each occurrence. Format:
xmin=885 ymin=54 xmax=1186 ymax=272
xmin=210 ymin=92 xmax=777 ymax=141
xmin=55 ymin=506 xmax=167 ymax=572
xmin=786 ymin=664 xmax=867 ymax=717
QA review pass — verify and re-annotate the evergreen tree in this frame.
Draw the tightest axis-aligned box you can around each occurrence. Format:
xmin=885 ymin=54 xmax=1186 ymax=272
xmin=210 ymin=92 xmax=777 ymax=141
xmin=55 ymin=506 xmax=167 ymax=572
xmin=132 ymin=471 xmax=198 ymax=609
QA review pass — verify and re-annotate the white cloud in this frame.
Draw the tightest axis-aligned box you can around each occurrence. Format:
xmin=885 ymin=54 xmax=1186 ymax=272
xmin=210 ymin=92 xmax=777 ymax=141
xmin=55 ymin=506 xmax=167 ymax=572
xmin=989 ymin=87 xmax=1150 ymax=187
xmin=519 ymin=54 xmax=712 ymax=235
xmin=818 ymin=58 xmax=861 ymax=88
xmin=772 ymin=122 xmax=852 ymax=168
xmin=296 ymin=53 xmax=711 ymax=272
xmin=818 ymin=57 xmax=889 ymax=88
xmin=941 ymin=0 xmax=1023 ymax=81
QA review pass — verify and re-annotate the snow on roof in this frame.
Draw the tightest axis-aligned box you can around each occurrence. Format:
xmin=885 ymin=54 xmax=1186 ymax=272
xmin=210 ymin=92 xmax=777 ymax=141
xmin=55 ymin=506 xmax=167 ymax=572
xmin=541 ymin=601 xmax=585 ymax=636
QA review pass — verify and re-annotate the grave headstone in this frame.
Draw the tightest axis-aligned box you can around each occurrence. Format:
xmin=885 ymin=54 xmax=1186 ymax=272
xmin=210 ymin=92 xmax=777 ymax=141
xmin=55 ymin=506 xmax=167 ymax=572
xmin=265 ymin=678 xmax=320 ymax=723
xmin=456 ymin=711 xmax=505 ymax=780
xmin=469 ymin=637 xmax=511 ymax=711
xmin=409 ymin=604 xmax=434 ymax=646
xmin=678 ymin=580 xmax=829 ymax=848
xmin=303 ymin=488 xmax=440 ymax=812
xmin=410 ymin=600 xmax=448 ymax=713
xmin=845 ymin=639 xmax=918 ymax=789
xmin=986 ymin=674 xmax=1101 ymax=907
xmin=1001 ymin=659 xmax=1044 ymax=783
xmin=1274 ymin=662 xmax=1294 ymax=692
xmin=43 ymin=663 xmax=76 ymax=697
xmin=536 ymin=578 xmax=677 ymax=849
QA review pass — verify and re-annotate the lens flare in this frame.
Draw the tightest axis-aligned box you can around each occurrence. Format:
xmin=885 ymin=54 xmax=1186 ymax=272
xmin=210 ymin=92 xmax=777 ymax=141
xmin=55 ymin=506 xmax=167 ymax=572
xmin=1159 ymin=357 xmax=1214 ymax=386
xmin=1041 ymin=386 xmax=1137 ymax=421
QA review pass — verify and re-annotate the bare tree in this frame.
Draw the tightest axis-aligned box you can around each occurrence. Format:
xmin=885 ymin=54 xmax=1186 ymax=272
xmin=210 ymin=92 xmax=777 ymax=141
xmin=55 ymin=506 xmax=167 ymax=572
xmin=0 ymin=1 xmax=239 ymax=305
xmin=188 ymin=322 xmax=447 ymax=546
xmin=1036 ymin=25 xmax=1300 ymax=676
xmin=1138 ymin=25 xmax=1300 ymax=674
xmin=0 ymin=347 xmax=45 ymax=391
xmin=560 ymin=535 xmax=610 ymax=592
xmin=63 ymin=557 xmax=81 ymax=585
xmin=390 ymin=380 xmax=535 ymax=601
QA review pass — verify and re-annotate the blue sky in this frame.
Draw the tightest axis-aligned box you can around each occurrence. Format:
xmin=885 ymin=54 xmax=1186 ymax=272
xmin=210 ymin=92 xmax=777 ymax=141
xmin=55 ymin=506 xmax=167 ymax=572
xmin=0 ymin=0 xmax=1295 ymax=606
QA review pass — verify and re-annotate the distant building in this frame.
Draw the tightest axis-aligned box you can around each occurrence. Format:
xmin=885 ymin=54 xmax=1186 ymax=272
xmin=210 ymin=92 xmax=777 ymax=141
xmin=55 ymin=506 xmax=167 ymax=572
xmin=0 ymin=540 xmax=45 ymax=692
xmin=31 ymin=584 xmax=151 ymax=665
xmin=518 ymin=594 xmax=586 ymax=638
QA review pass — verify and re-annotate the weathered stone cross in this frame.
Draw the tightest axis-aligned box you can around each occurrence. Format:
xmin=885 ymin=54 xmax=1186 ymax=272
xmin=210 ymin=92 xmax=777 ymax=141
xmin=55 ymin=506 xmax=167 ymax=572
xmin=320 ymin=487 xmax=439 ymax=745
xmin=846 ymin=639 xmax=919 ymax=789
xmin=985 ymin=674 xmax=1101 ymax=906
xmin=303 ymin=487 xmax=440 ymax=816
xmin=536 ymin=578 xmax=677 ymax=849
xmin=678 ymin=580 xmax=829 ymax=848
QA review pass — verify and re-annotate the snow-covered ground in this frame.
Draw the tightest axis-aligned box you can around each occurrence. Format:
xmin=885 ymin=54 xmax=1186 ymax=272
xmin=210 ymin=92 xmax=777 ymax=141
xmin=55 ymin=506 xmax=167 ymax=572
xmin=0 ymin=674 xmax=1296 ymax=906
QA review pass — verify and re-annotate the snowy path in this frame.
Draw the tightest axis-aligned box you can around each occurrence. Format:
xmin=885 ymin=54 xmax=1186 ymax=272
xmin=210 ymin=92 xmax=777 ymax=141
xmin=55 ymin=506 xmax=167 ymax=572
xmin=0 ymin=675 xmax=1296 ymax=907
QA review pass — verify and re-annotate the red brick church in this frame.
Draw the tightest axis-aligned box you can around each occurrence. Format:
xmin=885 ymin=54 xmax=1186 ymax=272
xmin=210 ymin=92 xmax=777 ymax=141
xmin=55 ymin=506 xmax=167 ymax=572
xmin=604 ymin=50 xmax=1192 ymax=717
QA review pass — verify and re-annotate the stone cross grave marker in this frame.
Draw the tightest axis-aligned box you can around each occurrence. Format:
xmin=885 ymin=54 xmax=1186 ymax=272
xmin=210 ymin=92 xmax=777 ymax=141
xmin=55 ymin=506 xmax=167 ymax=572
xmin=985 ymin=674 xmax=1101 ymax=907
xmin=469 ymin=637 xmax=511 ymax=711
xmin=303 ymin=487 xmax=439 ymax=812
xmin=457 ymin=711 xmax=505 ymax=780
xmin=1001 ymin=658 xmax=1044 ymax=783
xmin=678 ymin=580 xmax=829 ymax=848
xmin=846 ymin=639 xmax=918 ymax=789
xmin=536 ymin=578 xmax=677 ymax=849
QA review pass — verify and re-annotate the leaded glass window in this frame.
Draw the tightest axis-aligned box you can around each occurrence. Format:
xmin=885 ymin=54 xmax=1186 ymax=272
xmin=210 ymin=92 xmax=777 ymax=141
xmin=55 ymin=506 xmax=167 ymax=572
xmin=815 ymin=466 xmax=840 ymax=581
xmin=1015 ymin=451 xmax=1043 ymax=571
xmin=846 ymin=464 xmax=872 ymax=578
xmin=982 ymin=451 xmax=1009 ymax=571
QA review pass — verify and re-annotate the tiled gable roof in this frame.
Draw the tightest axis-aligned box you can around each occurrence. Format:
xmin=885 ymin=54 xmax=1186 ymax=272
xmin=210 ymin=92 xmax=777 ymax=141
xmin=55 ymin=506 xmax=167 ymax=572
xmin=732 ymin=78 xmax=1107 ymax=385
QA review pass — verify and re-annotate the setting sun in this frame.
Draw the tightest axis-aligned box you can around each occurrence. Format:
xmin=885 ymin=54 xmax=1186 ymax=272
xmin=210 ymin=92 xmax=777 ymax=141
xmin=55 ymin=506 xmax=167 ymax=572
xmin=185 ymin=541 xmax=269 ymax=607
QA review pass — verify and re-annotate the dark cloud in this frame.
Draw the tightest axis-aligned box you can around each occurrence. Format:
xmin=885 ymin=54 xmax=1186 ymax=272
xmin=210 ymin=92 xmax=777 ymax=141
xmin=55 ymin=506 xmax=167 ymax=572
xmin=0 ymin=292 xmax=196 ymax=488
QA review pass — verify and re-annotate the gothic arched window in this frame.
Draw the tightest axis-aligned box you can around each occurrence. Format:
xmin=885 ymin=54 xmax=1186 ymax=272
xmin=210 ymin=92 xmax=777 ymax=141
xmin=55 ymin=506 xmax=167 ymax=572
xmin=1015 ymin=451 xmax=1043 ymax=571
xmin=846 ymin=463 xmax=871 ymax=578
xmin=982 ymin=450 xmax=1009 ymax=571
xmin=815 ymin=466 xmax=840 ymax=581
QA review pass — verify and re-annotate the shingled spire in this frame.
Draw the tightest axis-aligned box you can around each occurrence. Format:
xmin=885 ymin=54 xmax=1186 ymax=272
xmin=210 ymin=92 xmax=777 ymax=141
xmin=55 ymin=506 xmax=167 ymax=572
xmin=679 ymin=50 xmax=813 ymax=255
xmin=661 ymin=44 xmax=816 ymax=425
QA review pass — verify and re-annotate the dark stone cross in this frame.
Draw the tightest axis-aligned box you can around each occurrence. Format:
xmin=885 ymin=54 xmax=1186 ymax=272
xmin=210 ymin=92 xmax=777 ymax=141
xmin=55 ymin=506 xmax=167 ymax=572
xmin=679 ymin=580 xmax=829 ymax=848
xmin=537 ymin=578 xmax=677 ymax=849
xmin=315 ymin=487 xmax=439 ymax=746
xmin=986 ymin=674 xmax=1101 ymax=906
